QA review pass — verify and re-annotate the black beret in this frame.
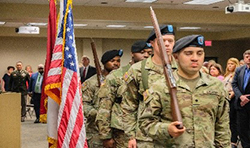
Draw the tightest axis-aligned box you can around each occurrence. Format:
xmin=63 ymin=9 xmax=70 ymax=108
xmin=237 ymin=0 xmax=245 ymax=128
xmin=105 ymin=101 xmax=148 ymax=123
xmin=131 ymin=40 xmax=153 ymax=53
xmin=173 ymin=35 xmax=205 ymax=53
xmin=101 ymin=49 xmax=123 ymax=64
xmin=146 ymin=25 xmax=175 ymax=43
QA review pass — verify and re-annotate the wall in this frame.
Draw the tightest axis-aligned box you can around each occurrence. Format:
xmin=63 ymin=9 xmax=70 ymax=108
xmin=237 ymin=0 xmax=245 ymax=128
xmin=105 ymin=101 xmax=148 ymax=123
xmin=0 ymin=36 xmax=249 ymax=80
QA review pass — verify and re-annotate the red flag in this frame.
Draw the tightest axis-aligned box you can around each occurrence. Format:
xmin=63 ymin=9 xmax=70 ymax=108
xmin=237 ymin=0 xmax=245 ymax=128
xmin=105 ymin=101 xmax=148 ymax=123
xmin=40 ymin=0 xmax=57 ymax=123
xmin=45 ymin=0 xmax=88 ymax=147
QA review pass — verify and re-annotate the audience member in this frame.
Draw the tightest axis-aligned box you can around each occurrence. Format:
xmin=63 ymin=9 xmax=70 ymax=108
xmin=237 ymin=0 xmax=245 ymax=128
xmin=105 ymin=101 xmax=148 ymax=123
xmin=207 ymin=59 xmax=216 ymax=69
xmin=79 ymin=55 xmax=96 ymax=83
xmin=209 ymin=63 xmax=224 ymax=81
xmin=25 ymin=65 xmax=33 ymax=88
xmin=9 ymin=61 xmax=30 ymax=122
xmin=232 ymin=49 xmax=250 ymax=148
xmin=1 ymin=66 xmax=15 ymax=92
xmin=201 ymin=66 xmax=209 ymax=74
xmin=239 ymin=59 xmax=245 ymax=66
xmin=203 ymin=61 xmax=209 ymax=68
xmin=223 ymin=57 xmax=240 ymax=148
xmin=28 ymin=64 xmax=44 ymax=123
xmin=25 ymin=65 xmax=33 ymax=76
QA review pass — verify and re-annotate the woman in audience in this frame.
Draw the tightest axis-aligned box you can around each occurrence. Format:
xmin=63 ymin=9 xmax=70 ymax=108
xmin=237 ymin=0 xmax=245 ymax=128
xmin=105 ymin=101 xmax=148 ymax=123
xmin=223 ymin=58 xmax=240 ymax=148
xmin=239 ymin=59 xmax=245 ymax=66
xmin=1 ymin=66 xmax=15 ymax=92
xmin=209 ymin=63 xmax=224 ymax=81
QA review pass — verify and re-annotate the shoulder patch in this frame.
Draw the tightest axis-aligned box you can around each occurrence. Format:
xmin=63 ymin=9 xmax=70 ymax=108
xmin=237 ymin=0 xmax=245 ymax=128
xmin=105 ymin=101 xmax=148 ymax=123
xmin=123 ymin=72 xmax=129 ymax=82
xmin=82 ymin=82 xmax=87 ymax=90
xmin=143 ymin=89 xmax=150 ymax=101
xmin=101 ymin=79 xmax=106 ymax=87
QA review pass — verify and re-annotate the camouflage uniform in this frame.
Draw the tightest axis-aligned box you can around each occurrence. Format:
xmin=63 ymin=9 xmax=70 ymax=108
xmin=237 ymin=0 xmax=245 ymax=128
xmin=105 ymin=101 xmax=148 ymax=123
xmin=121 ymin=56 xmax=177 ymax=147
xmin=138 ymin=71 xmax=231 ymax=148
xmin=95 ymin=64 xmax=131 ymax=148
xmin=82 ymin=74 xmax=104 ymax=148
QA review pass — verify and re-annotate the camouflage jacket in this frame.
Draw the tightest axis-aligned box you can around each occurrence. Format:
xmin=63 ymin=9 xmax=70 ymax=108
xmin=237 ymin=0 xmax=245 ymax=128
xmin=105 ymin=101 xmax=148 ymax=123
xmin=121 ymin=56 xmax=178 ymax=141
xmin=95 ymin=64 xmax=130 ymax=140
xmin=82 ymin=74 xmax=105 ymax=139
xmin=138 ymin=71 xmax=231 ymax=148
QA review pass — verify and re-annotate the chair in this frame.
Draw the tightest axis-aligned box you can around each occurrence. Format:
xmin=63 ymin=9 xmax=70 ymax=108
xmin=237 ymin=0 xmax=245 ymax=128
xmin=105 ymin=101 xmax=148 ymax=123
xmin=26 ymin=95 xmax=34 ymax=119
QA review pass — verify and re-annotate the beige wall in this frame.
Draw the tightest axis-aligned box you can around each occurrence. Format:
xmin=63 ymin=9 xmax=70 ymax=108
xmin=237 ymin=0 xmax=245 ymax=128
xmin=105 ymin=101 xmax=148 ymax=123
xmin=0 ymin=36 xmax=249 ymax=79
xmin=0 ymin=37 xmax=138 ymax=77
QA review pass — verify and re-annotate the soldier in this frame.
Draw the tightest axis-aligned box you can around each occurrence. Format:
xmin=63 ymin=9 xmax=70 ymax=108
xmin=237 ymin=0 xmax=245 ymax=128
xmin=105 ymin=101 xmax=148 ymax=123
xmin=9 ymin=61 xmax=30 ymax=122
xmin=121 ymin=25 xmax=177 ymax=148
xmin=95 ymin=40 xmax=153 ymax=148
xmin=138 ymin=35 xmax=231 ymax=147
xmin=82 ymin=49 xmax=123 ymax=148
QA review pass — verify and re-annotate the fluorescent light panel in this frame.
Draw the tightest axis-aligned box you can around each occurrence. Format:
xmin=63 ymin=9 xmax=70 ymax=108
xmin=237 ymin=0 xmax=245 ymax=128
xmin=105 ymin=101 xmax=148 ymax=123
xmin=179 ymin=27 xmax=201 ymax=30
xmin=184 ymin=0 xmax=224 ymax=5
xmin=106 ymin=25 xmax=126 ymax=28
xmin=144 ymin=26 xmax=154 ymax=29
xmin=74 ymin=24 xmax=88 ymax=27
xmin=27 ymin=22 xmax=47 ymax=26
xmin=0 ymin=21 xmax=6 ymax=25
xmin=125 ymin=0 xmax=156 ymax=3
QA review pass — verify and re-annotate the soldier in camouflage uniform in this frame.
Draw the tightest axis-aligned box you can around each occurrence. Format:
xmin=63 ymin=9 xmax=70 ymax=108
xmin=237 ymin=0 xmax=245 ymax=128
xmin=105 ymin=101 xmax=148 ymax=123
xmin=121 ymin=25 xmax=177 ymax=148
xmin=9 ymin=61 xmax=30 ymax=122
xmin=95 ymin=41 xmax=153 ymax=148
xmin=138 ymin=35 xmax=231 ymax=147
xmin=82 ymin=49 xmax=123 ymax=148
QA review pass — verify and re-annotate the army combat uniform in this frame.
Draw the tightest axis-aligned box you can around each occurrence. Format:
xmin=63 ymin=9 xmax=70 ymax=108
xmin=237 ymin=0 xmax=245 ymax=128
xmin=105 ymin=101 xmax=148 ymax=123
xmin=95 ymin=64 xmax=130 ymax=148
xmin=138 ymin=68 xmax=231 ymax=147
xmin=9 ymin=69 xmax=30 ymax=118
xmin=121 ymin=56 xmax=177 ymax=147
xmin=82 ymin=74 xmax=105 ymax=148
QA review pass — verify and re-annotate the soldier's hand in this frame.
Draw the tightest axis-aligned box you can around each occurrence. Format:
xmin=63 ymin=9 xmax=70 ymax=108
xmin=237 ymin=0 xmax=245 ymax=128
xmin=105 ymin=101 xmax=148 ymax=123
xmin=168 ymin=121 xmax=186 ymax=138
xmin=103 ymin=139 xmax=116 ymax=148
xmin=128 ymin=138 xmax=136 ymax=148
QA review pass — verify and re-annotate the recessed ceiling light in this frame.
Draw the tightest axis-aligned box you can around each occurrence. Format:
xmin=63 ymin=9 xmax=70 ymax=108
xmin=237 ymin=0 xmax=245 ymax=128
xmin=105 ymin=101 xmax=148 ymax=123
xmin=106 ymin=25 xmax=126 ymax=28
xmin=74 ymin=24 xmax=88 ymax=27
xmin=184 ymin=0 xmax=224 ymax=5
xmin=125 ymin=0 xmax=157 ymax=3
xmin=144 ymin=26 xmax=154 ymax=29
xmin=27 ymin=22 xmax=47 ymax=26
xmin=179 ymin=27 xmax=201 ymax=30
xmin=0 ymin=21 xmax=5 ymax=25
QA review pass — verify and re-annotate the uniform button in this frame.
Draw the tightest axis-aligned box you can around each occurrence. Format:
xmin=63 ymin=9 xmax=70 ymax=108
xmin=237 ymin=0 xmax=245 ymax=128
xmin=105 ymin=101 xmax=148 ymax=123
xmin=186 ymin=129 xmax=192 ymax=133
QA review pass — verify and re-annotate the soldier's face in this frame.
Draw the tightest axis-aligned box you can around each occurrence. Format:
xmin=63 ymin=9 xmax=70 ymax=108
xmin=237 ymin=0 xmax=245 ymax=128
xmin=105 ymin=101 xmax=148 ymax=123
xmin=104 ymin=56 xmax=121 ymax=72
xmin=16 ymin=63 xmax=22 ymax=71
xmin=175 ymin=47 xmax=204 ymax=77
xmin=132 ymin=48 xmax=153 ymax=63
xmin=150 ymin=35 xmax=175 ymax=57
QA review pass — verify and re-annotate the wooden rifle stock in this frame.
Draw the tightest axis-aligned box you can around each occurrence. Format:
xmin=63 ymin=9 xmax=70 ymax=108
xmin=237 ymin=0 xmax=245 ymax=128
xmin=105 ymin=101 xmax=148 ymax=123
xmin=150 ymin=7 xmax=183 ymax=129
xmin=90 ymin=38 xmax=105 ymax=87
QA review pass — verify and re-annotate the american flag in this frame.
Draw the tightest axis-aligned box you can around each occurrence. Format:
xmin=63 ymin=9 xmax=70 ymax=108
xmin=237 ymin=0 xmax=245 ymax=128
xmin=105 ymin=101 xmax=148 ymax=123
xmin=45 ymin=0 xmax=88 ymax=147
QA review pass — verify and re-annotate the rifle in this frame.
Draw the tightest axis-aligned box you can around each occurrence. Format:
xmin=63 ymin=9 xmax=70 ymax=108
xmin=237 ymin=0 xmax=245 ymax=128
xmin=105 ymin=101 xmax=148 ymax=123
xmin=90 ymin=38 xmax=105 ymax=87
xmin=150 ymin=7 xmax=183 ymax=129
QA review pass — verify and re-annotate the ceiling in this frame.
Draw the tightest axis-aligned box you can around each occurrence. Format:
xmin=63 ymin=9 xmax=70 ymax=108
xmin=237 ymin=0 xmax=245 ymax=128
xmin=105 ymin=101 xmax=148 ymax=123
xmin=0 ymin=0 xmax=248 ymax=10
xmin=1 ymin=0 xmax=250 ymax=40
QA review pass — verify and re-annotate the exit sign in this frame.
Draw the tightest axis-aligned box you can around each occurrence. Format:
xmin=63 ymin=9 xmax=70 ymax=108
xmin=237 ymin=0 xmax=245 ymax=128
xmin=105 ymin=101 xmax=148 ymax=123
xmin=205 ymin=41 xmax=212 ymax=46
